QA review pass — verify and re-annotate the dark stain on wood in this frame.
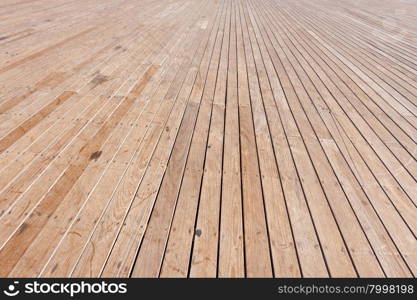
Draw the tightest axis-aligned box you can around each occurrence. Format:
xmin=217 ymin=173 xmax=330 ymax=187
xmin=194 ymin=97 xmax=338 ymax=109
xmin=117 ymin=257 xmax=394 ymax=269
xmin=90 ymin=150 xmax=102 ymax=161
xmin=195 ymin=229 xmax=202 ymax=237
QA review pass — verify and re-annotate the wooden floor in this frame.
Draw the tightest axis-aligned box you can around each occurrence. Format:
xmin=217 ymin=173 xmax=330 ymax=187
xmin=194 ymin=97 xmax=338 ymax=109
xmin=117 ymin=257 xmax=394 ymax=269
xmin=0 ymin=0 xmax=416 ymax=278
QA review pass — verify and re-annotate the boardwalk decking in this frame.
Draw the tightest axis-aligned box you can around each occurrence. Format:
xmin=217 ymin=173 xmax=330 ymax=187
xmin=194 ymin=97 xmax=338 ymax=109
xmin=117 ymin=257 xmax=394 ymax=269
xmin=0 ymin=0 xmax=416 ymax=278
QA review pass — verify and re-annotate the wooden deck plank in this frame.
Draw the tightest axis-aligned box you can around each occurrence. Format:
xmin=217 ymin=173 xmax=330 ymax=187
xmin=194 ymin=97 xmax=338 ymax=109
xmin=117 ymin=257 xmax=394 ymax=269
xmin=218 ymin=0 xmax=245 ymax=278
xmin=42 ymin=1 xmax=214 ymax=277
xmin=129 ymin=1 xmax=223 ymax=277
xmin=237 ymin=1 xmax=274 ymax=277
xmin=0 ymin=0 xmax=415 ymax=278
xmin=243 ymin=1 xmax=358 ymax=277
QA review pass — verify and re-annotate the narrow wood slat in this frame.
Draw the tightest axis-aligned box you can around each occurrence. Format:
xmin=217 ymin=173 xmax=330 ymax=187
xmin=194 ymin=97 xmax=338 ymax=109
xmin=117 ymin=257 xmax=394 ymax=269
xmin=0 ymin=0 xmax=415 ymax=278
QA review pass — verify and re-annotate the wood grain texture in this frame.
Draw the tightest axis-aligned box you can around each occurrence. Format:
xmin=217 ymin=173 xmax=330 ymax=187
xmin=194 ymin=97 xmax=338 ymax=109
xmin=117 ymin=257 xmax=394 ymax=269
xmin=0 ymin=0 xmax=415 ymax=278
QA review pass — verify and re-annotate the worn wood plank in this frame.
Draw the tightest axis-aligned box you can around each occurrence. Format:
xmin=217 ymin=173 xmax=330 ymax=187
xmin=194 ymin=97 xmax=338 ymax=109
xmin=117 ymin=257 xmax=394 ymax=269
xmin=0 ymin=0 xmax=415 ymax=278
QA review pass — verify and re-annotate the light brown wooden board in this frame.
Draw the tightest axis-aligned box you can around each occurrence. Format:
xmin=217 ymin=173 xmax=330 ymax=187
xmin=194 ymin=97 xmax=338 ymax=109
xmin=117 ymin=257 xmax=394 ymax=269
xmin=0 ymin=0 xmax=416 ymax=278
